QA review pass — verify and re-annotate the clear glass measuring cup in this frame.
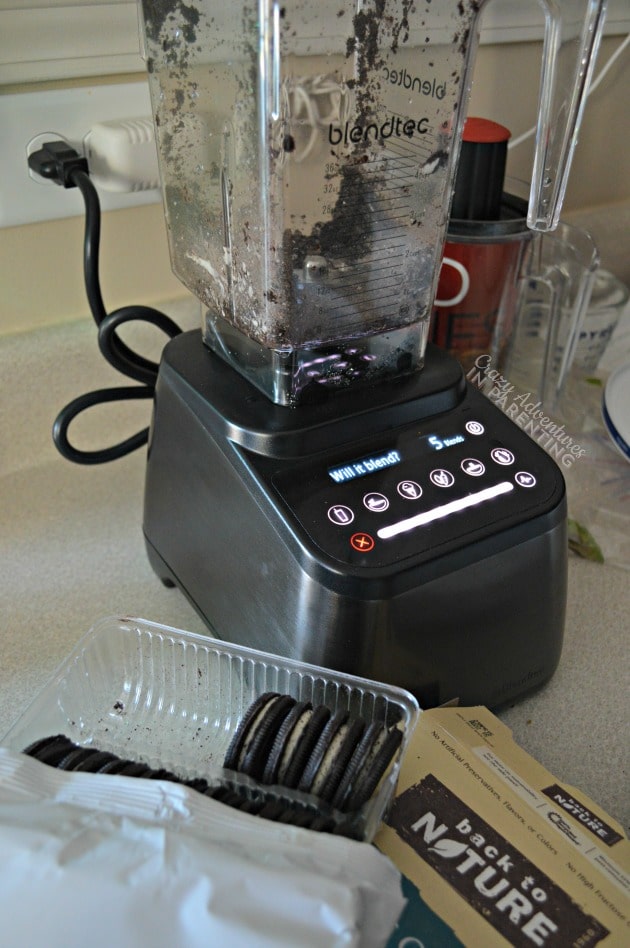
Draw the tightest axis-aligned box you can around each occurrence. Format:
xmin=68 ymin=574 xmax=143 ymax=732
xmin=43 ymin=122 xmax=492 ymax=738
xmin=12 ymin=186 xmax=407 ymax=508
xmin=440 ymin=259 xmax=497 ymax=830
xmin=138 ymin=0 xmax=607 ymax=405
xmin=490 ymin=220 xmax=600 ymax=411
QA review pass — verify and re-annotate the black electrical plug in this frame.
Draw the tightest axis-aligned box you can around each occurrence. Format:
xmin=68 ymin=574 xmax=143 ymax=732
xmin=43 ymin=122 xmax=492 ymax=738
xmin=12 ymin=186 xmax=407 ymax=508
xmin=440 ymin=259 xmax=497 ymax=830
xmin=28 ymin=140 xmax=89 ymax=188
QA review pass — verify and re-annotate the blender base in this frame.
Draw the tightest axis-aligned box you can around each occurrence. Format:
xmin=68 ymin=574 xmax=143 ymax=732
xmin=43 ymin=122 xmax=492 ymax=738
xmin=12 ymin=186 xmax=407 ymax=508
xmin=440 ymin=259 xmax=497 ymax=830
xmin=203 ymin=310 xmax=427 ymax=406
xmin=144 ymin=330 xmax=567 ymax=709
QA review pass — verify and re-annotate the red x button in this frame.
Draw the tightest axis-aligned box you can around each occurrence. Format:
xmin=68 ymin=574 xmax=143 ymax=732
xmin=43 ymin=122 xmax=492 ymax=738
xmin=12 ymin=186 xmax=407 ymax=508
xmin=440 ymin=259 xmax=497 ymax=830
xmin=350 ymin=532 xmax=375 ymax=552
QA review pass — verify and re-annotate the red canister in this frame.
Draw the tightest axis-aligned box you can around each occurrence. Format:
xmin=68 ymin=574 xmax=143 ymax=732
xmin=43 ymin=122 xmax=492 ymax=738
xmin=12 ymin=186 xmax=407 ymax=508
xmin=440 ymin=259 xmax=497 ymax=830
xmin=431 ymin=119 xmax=531 ymax=372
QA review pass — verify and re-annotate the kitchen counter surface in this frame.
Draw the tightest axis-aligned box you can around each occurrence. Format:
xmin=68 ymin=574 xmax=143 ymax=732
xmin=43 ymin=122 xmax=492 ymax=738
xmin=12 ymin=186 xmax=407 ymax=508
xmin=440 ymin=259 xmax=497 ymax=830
xmin=1 ymin=316 xmax=628 ymax=832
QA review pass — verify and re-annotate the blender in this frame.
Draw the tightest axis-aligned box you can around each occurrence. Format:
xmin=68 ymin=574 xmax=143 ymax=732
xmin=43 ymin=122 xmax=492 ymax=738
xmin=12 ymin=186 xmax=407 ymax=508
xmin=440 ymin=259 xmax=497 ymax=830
xmin=138 ymin=0 xmax=606 ymax=707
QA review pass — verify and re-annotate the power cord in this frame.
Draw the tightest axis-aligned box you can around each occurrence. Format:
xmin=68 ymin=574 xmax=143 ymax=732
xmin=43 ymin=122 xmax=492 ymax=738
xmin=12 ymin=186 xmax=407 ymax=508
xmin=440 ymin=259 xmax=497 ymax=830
xmin=28 ymin=140 xmax=182 ymax=464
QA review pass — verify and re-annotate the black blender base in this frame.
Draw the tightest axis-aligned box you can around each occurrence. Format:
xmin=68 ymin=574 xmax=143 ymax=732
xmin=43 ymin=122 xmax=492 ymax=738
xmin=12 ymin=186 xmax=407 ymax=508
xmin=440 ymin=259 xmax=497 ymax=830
xmin=144 ymin=528 xmax=565 ymax=711
xmin=143 ymin=331 xmax=567 ymax=709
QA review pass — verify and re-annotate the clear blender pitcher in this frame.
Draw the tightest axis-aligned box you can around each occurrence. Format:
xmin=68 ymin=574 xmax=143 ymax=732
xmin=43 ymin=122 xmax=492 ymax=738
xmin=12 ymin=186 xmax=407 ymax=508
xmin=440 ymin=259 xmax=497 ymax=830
xmin=138 ymin=0 xmax=606 ymax=405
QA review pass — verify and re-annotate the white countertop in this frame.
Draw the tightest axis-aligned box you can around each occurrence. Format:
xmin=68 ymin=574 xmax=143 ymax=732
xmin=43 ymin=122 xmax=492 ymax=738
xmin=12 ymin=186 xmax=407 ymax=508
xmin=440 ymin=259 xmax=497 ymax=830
xmin=1 ymin=316 xmax=628 ymax=832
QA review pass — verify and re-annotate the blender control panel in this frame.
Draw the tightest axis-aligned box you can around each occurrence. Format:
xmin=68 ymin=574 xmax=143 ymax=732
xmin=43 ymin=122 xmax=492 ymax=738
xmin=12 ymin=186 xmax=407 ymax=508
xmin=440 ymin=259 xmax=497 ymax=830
xmin=269 ymin=391 xmax=564 ymax=570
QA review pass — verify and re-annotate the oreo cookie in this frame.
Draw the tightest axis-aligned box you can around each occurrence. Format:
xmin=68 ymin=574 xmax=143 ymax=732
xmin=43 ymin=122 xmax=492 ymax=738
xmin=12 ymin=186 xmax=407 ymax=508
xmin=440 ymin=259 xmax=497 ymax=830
xmin=261 ymin=700 xmax=312 ymax=785
xmin=184 ymin=775 xmax=209 ymax=791
xmin=237 ymin=796 xmax=265 ymax=815
xmin=292 ymin=808 xmax=320 ymax=829
xmin=315 ymin=717 xmax=367 ymax=804
xmin=257 ymin=799 xmax=287 ymax=822
xmin=222 ymin=692 xmax=281 ymax=772
xmin=280 ymin=704 xmax=331 ymax=789
xmin=297 ymin=710 xmax=349 ymax=795
xmin=239 ymin=694 xmax=296 ymax=780
xmin=207 ymin=784 xmax=231 ymax=803
xmin=23 ymin=735 xmax=72 ymax=759
xmin=331 ymin=720 xmax=384 ymax=811
xmin=146 ymin=767 xmax=182 ymax=784
xmin=97 ymin=756 xmax=134 ymax=775
xmin=32 ymin=736 xmax=80 ymax=768
xmin=117 ymin=760 xmax=151 ymax=777
xmin=309 ymin=813 xmax=336 ymax=833
xmin=72 ymin=750 xmax=118 ymax=773
xmin=346 ymin=726 xmax=403 ymax=811
xmin=222 ymin=789 xmax=247 ymax=809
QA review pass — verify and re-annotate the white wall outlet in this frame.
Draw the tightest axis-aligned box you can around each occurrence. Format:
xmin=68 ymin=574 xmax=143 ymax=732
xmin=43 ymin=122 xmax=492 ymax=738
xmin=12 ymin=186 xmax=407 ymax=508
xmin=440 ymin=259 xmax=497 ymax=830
xmin=0 ymin=82 xmax=160 ymax=228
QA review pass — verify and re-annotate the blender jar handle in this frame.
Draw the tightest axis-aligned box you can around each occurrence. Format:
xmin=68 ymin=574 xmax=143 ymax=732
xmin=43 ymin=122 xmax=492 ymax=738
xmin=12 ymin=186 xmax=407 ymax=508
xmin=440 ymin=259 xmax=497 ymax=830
xmin=528 ymin=0 xmax=607 ymax=232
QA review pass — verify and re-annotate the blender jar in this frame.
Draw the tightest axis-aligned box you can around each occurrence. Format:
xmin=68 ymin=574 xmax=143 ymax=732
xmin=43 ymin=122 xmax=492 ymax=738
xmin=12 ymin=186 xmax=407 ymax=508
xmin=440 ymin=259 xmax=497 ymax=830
xmin=138 ymin=0 xmax=607 ymax=405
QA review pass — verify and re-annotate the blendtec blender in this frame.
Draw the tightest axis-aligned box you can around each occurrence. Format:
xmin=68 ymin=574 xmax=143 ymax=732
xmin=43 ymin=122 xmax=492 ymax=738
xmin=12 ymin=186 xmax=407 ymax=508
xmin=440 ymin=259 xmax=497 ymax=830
xmin=139 ymin=0 xmax=606 ymax=707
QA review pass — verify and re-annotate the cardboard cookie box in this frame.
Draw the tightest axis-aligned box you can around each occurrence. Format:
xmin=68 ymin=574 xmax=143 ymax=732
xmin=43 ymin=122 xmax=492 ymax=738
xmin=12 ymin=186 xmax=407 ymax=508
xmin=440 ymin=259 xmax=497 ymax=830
xmin=375 ymin=707 xmax=629 ymax=947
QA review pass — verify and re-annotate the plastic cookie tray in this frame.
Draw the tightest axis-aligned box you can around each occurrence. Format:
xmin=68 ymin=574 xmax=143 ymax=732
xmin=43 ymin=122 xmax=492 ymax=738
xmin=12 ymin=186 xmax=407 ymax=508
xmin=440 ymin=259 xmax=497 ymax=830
xmin=1 ymin=616 xmax=420 ymax=841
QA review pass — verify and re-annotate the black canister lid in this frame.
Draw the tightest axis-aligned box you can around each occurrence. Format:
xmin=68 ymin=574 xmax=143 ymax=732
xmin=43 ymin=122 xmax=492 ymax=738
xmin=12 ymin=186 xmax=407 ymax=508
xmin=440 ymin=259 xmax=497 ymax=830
xmin=447 ymin=191 xmax=529 ymax=240
xmin=450 ymin=117 xmax=511 ymax=222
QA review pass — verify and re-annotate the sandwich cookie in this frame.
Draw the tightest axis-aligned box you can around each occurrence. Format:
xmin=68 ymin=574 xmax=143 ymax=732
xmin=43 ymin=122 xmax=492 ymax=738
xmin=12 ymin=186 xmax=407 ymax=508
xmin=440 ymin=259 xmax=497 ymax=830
xmin=31 ymin=735 xmax=80 ymax=768
xmin=297 ymin=710 xmax=350 ymax=795
xmin=330 ymin=720 xmax=384 ymax=810
xmin=314 ymin=716 xmax=367 ymax=804
xmin=57 ymin=747 xmax=101 ymax=771
xmin=71 ymin=750 xmax=119 ymax=773
xmin=261 ymin=700 xmax=313 ymax=785
xmin=145 ymin=767 xmax=169 ymax=781
xmin=97 ymin=756 xmax=137 ymax=775
xmin=223 ymin=692 xmax=283 ymax=772
xmin=280 ymin=704 xmax=332 ymax=789
xmin=238 ymin=694 xmax=296 ymax=780
xmin=23 ymin=734 xmax=73 ymax=759
xmin=117 ymin=760 xmax=152 ymax=777
xmin=346 ymin=725 xmax=403 ymax=811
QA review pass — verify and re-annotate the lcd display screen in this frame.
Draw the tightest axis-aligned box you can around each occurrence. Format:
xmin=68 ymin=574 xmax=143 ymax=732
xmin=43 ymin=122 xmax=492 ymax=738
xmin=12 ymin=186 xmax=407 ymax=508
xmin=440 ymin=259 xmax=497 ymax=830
xmin=328 ymin=449 xmax=402 ymax=483
xmin=422 ymin=432 xmax=466 ymax=451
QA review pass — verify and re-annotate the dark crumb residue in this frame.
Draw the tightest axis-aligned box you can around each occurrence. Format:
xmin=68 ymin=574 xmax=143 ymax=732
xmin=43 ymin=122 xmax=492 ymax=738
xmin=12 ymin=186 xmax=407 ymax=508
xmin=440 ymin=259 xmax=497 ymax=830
xmin=143 ymin=0 xmax=200 ymax=43
xmin=113 ymin=701 xmax=124 ymax=712
xmin=351 ymin=3 xmax=386 ymax=83
xmin=391 ymin=0 xmax=412 ymax=54
xmin=457 ymin=27 xmax=471 ymax=56
xmin=180 ymin=9 xmax=199 ymax=43
xmin=288 ymin=164 xmax=373 ymax=268
xmin=265 ymin=289 xmax=279 ymax=303
xmin=283 ymin=134 xmax=296 ymax=153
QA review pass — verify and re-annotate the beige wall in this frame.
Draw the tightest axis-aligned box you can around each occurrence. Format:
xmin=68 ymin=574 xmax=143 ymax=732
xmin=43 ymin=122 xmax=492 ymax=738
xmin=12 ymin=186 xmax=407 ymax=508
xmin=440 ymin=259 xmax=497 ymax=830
xmin=1 ymin=37 xmax=628 ymax=337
